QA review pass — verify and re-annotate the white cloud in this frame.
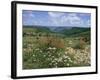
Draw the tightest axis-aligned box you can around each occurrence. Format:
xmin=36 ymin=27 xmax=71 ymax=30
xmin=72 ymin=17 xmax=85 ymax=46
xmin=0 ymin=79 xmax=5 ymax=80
xmin=68 ymin=13 xmax=78 ymax=17
xmin=48 ymin=12 xmax=63 ymax=26
xmin=48 ymin=12 xmax=84 ymax=26
xmin=87 ymin=20 xmax=91 ymax=26
xmin=23 ymin=11 xmax=35 ymax=18
xmin=65 ymin=13 xmax=82 ymax=25
xmin=29 ymin=13 xmax=35 ymax=17
xmin=48 ymin=12 xmax=65 ymax=18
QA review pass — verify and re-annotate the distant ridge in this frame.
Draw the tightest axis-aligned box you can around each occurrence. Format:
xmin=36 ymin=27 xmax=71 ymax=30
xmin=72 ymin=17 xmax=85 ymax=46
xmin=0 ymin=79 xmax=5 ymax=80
xmin=23 ymin=25 xmax=90 ymax=28
xmin=23 ymin=25 xmax=90 ymax=37
xmin=23 ymin=25 xmax=90 ymax=32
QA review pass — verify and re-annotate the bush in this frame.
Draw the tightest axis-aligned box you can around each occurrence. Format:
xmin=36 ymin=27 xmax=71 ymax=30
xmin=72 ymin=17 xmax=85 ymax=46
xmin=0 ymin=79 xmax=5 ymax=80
xmin=38 ymin=36 xmax=65 ymax=49
xmin=73 ymin=43 xmax=85 ymax=49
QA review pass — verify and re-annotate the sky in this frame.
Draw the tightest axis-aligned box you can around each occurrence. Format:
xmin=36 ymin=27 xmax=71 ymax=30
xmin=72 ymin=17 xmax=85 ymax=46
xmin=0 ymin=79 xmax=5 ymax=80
xmin=22 ymin=10 xmax=91 ymax=27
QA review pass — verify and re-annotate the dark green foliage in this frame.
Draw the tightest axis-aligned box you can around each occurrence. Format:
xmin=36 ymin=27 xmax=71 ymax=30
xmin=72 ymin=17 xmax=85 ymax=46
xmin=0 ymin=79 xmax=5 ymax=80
xmin=62 ymin=27 xmax=90 ymax=37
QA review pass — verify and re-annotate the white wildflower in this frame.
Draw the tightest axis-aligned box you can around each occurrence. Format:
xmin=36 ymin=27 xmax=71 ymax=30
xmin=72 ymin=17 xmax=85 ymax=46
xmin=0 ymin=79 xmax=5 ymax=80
xmin=67 ymin=63 xmax=70 ymax=66
xmin=35 ymin=48 xmax=40 ymax=51
xmin=33 ymin=54 xmax=35 ymax=57
xmin=68 ymin=41 xmax=72 ymax=44
xmin=48 ymin=47 xmax=52 ymax=50
xmin=65 ymin=51 xmax=68 ymax=54
xmin=52 ymin=47 xmax=56 ymax=50
xmin=58 ymin=58 xmax=62 ymax=62
xmin=40 ymin=50 xmax=42 ymax=53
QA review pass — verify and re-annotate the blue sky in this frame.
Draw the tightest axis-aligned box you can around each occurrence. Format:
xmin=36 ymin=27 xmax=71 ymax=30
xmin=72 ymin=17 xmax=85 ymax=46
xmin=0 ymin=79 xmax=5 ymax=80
xmin=22 ymin=10 xmax=91 ymax=27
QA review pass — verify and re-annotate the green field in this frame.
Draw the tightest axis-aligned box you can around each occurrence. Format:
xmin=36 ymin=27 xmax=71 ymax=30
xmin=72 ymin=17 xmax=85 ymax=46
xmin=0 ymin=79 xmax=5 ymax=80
xmin=23 ymin=26 xmax=91 ymax=69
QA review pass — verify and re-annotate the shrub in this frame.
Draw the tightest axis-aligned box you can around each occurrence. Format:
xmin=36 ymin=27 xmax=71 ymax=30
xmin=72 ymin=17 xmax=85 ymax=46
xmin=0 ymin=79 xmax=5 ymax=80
xmin=73 ymin=43 xmax=85 ymax=49
xmin=38 ymin=36 xmax=65 ymax=49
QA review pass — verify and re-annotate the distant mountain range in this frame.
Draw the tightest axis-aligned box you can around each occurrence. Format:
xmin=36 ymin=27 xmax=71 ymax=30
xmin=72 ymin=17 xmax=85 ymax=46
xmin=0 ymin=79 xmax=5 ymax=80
xmin=49 ymin=27 xmax=72 ymax=32
xmin=23 ymin=25 xmax=90 ymax=32
xmin=23 ymin=25 xmax=90 ymax=37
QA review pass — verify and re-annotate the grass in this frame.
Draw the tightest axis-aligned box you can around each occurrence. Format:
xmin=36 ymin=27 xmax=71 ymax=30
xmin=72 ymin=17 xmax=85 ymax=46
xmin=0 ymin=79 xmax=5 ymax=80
xmin=23 ymin=27 xmax=91 ymax=69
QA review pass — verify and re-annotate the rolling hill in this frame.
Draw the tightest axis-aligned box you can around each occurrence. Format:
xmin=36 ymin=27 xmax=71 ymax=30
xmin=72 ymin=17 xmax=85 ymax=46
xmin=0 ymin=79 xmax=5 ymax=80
xmin=23 ymin=25 xmax=90 ymax=37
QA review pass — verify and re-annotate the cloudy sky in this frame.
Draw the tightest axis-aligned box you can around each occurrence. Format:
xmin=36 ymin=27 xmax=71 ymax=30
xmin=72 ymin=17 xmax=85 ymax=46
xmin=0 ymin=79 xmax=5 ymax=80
xmin=22 ymin=10 xmax=91 ymax=27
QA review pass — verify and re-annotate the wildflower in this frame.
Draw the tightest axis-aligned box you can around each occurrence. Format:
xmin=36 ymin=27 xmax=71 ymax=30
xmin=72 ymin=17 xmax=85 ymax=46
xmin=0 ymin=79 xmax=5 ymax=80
xmin=67 ymin=63 xmax=70 ymax=66
xmin=54 ymin=58 xmax=57 ymax=61
xmin=63 ymin=55 xmax=68 ymax=59
xmin=40 ymin=50 xmax=42 ymax=53
xmin=43 ymin=55 xmax=46 ymax=57
xmin=73 ymin=61 xmax=77 ymax=64
xmin=58 ymin=53 xmax=61 ymax=56
xmin=33 ymin=59 xmax=36 ymax=62
xmin=35 ymin=48 xmax=40 ymax=51
xmin=69 ymin=59 xmax=73 ymax=63
xmin=65 ymin=51 xmax=68 ymax=55
xmin=64 ymin=59 xmax=67 ymax=62
xmin=23 ymin=49 xmax=26 ymax=51
xmin=48 ymin=47 xmax=52 ymax=50
xmin=68 ymin=57 xmax=71 ymax=60
xmin=58 ymin=58 xmax=62 ymax=62
xmin=68 ymin=41 xmax=72 ymax=44
xmin=52 ymin=60 xmax=55 ymax=63
xmin=52 ymin=47 xmax=56 ymax=50
xmin=55 ymin=62 xmax=57 ymax=65
xmin=49 ymin=63 xmax=52 ymax=65
xmin=33 ymin=54 xmax=35 ymax=57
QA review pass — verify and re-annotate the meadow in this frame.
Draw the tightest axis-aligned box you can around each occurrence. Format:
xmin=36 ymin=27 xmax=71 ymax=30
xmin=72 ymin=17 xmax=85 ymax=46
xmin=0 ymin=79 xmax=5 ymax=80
xmin=23 ymin=26 xmax=91 ymax=69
